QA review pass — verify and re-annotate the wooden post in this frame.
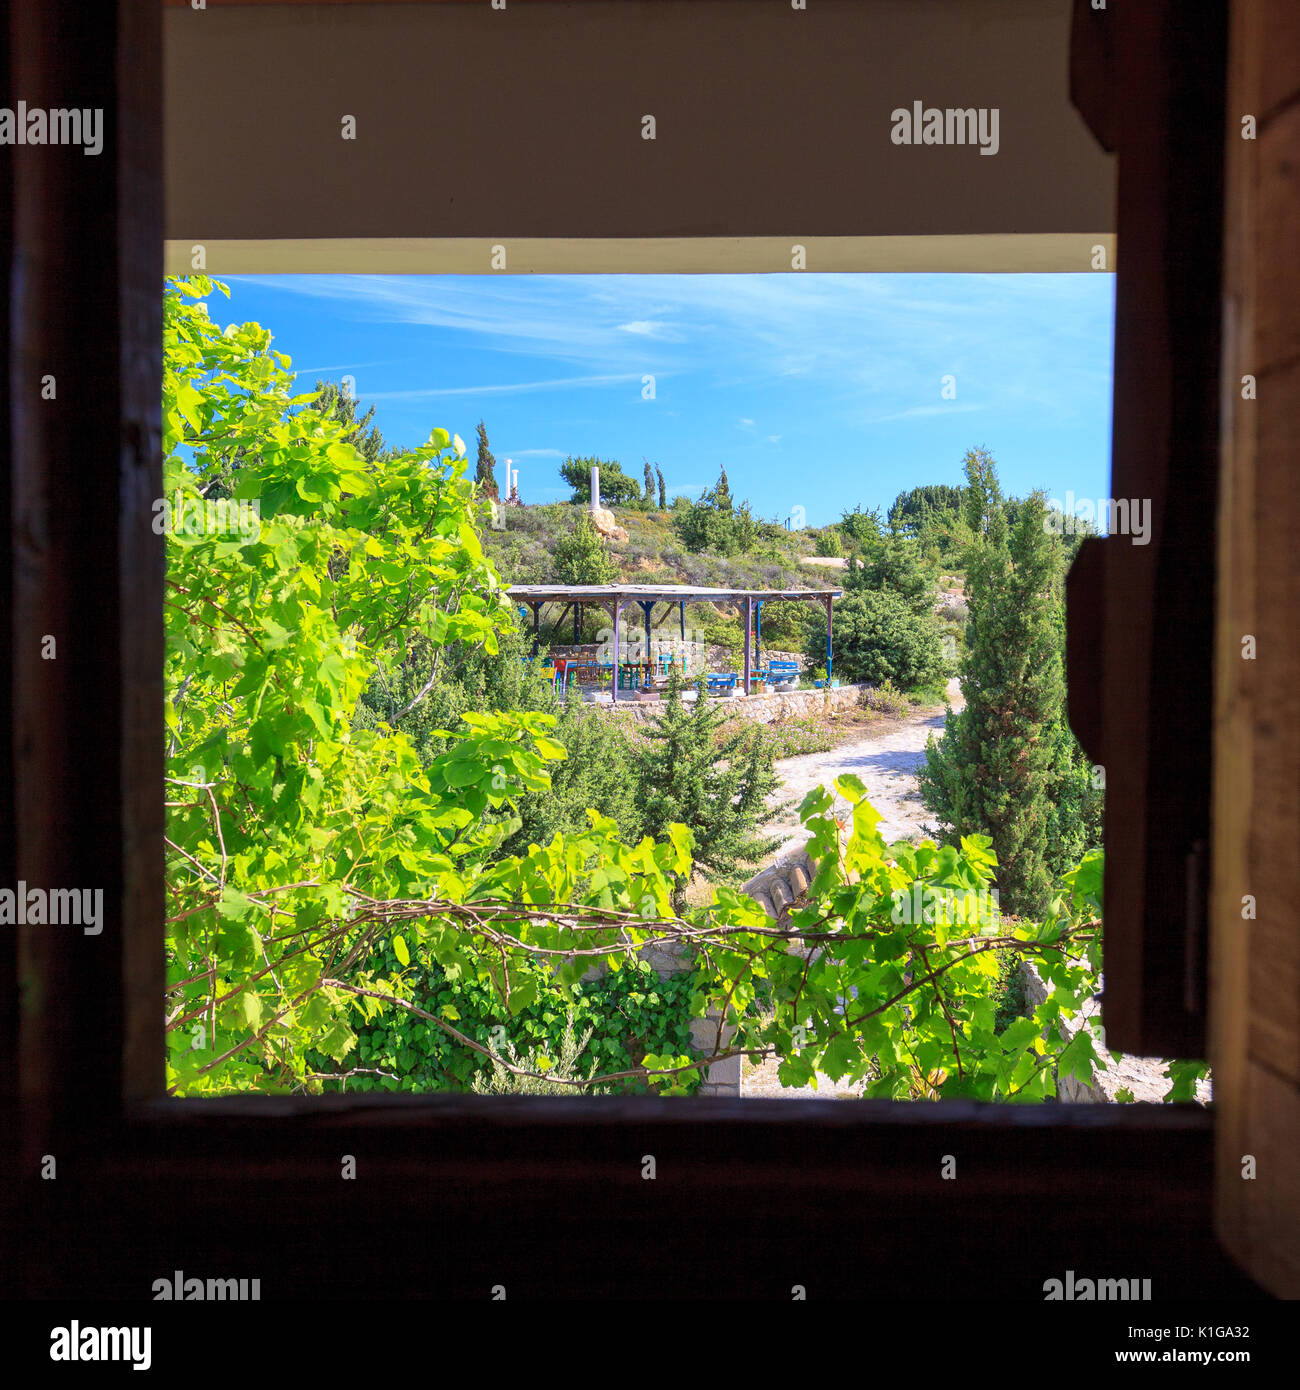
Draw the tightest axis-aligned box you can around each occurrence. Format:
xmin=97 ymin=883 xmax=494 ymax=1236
xmin=9 ymin=0 xmax=165 ymax=1153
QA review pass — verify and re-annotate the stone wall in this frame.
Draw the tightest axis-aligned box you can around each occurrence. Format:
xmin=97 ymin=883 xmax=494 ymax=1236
xmin=599 ymin=681 xmax=866 ymax=726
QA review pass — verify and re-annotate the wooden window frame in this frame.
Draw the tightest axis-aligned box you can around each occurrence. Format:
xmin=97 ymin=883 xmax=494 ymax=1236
xmin=0 ymin=0 xmax=1265 ymax=1299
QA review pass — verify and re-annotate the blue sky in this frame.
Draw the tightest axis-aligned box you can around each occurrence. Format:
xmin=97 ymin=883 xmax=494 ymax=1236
xmin=220 ymin=272 xmax=1115 ymax=528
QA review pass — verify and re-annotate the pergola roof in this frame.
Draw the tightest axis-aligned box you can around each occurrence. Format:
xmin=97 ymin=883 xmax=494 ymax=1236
xmin=505 ymin=583 xmax=843 ymax=605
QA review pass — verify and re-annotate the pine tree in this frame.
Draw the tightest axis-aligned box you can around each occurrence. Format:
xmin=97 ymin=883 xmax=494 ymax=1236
xmin=634 ymin=669 xmax=782 ymax=910
xmin=656 ymin=465 xmax=667 ymax=509
xmin=475 ymin=420 xmax=499 ymax=499
xmin=313 ymin=380 xmax=387 ymax=462
xmin=917 ymin=449 xmax=1100 ymax=916
xmin=712 ymin=465 xmax=734 ymax=513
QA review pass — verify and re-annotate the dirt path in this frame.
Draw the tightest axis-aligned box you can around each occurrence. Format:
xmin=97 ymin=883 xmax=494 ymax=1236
xmin=760 ymin=678 xmax=964 ymax=865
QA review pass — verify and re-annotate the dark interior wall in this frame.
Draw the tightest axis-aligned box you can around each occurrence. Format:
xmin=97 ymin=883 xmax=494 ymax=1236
xmin=164 ymin=0 xmax=1114 ymax=240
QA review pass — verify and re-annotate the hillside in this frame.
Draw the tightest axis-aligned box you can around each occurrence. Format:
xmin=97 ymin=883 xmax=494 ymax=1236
xmin=484 ymin=501 xmax=849 ymax=655
xmin=484 ymin=500 xmax=834 ymax=590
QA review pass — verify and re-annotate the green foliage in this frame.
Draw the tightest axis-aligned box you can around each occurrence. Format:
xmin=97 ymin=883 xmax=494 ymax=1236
xmin=551 ymin=512 xmax=617 ymax=586
xmin=712 ymin=464 xmax=734 ymax=512
xmin=197 ymin=377 xmax=388 ymax=499
xmin=656 ymin=464 xmax=667 ymax=510
xmin=742 ymin=716 xmax=838 ymax=760
xmin=756 ymin=599 xmax=812 ymax=652
xmin=560 ymin=454 xmax=641 ymax=506
xmin=861 ymin=679 xmax=910 ymax=719
xmin=838 ymin=504 xmax=884 ymax=545
xmin=809 ymin=589 xmax=947 ymax=690
xmin=814 ymin=527 xmax=843 ymax=557
xmin=888 ymin=483 xmax=965 ymax=533
xmin=312 ymin=380 xmax=389 ymax=463
xmin=671 ymin=468 xmax=760 ymax=556
xmin=354 ymin=623 xmax=559 ymax=767
xmin=918 ymin=449 xmax=1102 ymax=917
xmin=475 ymin=420 xmax=499 ymax=499
xmin=313 ymin=951 xmax=701 ymax=1096
xmin=633 ymin=670 xmax=783 ymax=908
xmin=471 ymin=1009 xmax=605 ymax=1095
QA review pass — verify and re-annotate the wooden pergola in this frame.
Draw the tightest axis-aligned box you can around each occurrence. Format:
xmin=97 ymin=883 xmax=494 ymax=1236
xmin=505 ymin=583 xmax=843 ymax=702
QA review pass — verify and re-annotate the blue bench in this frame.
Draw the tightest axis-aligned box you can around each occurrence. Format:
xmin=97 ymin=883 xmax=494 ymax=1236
xmin=706 ymin=672 xmax=738 ymax=694
xmin=760 ymin=660 xmax=800 ymax=688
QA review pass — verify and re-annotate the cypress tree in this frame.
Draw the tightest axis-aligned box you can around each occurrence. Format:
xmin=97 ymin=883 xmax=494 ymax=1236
xmin=656 ymin=465 xmax=667 ymax=510
xmin=475 ymin=420 xmax=499 ymax=499
xmin=644 ymin=459 xmax=655 ymax=504
xmin=918 ymin=448 xmax=1100 ymax=915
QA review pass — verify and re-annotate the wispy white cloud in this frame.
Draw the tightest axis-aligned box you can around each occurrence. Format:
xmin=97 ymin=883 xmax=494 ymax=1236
xmin=865 ymin=403 xmax=986 ymax=424
xmin=366 ymin=372 xmax=642 ymax=400
xmin=290 ymin=361 xmax=392 ymax=378
xmin=618 ymin=320 xmax=679 ymax=339
xmin=239 ymin=270 xmax=1112 ymax=429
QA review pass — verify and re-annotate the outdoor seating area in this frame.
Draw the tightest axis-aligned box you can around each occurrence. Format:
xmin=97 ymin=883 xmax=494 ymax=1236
xmin=508 ymin=583 xmax=842 ymax=705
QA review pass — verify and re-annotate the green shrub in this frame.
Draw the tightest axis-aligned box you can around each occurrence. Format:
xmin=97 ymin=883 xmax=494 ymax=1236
xmin=471 ymin=1009 xmax=607 ymax=1095
xmin=634 ymin=670 xmax=783 ymax=907
xmin=552 ymin=512 xmax=617 ymax=585
xmin=505 ymin=699 xmax=642 ymax=855
xmin=814 ymin=527 xmax=843 ymax=557
xmin=812 ymin=589 xmax=946 ymax=690
xmin=862 ymin=679 xmax=909 ymax=718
